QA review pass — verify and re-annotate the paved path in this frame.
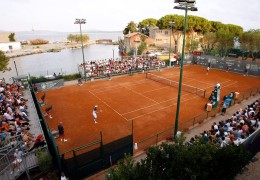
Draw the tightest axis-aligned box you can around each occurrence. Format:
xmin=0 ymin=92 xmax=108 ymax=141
xmin=24 ymin=89 xmax=43 ymax=137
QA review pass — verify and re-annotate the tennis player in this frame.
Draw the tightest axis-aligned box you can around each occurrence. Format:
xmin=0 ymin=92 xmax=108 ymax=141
xmin=93 ymin=105 xmax=98 ymax=124
xmin=206 ymin=66 xmax=210 ymax=75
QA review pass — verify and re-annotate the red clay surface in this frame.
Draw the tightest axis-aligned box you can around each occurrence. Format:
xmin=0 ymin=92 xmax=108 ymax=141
xmin=37 ymin=65 xmax=260 ymax=156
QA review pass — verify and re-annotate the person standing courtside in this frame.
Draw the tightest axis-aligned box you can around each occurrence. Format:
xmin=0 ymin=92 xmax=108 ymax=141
xmin=58 ymin=122 xmax=67 ymax=142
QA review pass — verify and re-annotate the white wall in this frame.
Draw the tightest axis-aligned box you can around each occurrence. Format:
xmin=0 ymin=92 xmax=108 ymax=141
xmin=0 ymin=42 xmax=21 ymax=52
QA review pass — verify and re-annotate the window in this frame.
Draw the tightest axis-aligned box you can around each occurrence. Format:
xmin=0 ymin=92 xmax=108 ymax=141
xmin=165 ymin=31 xmax=168 ymax=35
xmin=164 ymin=39 xmax=168 ymax=44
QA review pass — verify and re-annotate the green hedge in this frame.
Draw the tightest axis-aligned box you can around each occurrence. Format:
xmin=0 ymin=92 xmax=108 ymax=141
xmin=29 ymin=73 xmax=80 ymax=83
xmin=63 ymin=73 xmax=81 ymax=81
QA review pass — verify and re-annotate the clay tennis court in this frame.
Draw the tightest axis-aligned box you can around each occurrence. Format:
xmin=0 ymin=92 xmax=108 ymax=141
xmin=37 ymin=65 xmax=260 ymax=156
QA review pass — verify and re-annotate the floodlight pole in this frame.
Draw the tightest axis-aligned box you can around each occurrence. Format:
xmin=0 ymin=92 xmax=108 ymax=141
xmin=13 ymin=60 xmax=18 ymax=76
xmin=112 ymin=48 xmax=115 ymax=60
xmin=168 ymin=22 xmax=175 ymax=67
xmin=75 ymin=19 xmax=87 ymax=81
xmin=174 ymin=2 xmax=197 ymax=138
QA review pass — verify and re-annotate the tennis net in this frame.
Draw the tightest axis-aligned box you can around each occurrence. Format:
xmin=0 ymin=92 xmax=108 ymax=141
xmin=146 ymin=73 xmax=206 ymax=98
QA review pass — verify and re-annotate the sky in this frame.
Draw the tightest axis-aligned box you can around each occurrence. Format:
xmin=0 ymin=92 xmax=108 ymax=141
xmin=1 ymin=0 xmax=259 ymax=32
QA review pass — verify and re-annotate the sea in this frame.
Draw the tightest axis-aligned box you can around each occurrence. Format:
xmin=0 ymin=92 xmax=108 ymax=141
xmin=1 ymin=31 xmax=124 ymax=81
xmin=15 ymin=31 xmax=123 ymax=42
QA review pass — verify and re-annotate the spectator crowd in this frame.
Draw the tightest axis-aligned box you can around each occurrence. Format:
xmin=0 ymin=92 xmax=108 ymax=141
xmin=0 ymin=79 xmax=46 ymax=167
xmin=78 ymin=57 xmax=166 ymax=78
xmin=188 ymin=99 xmax=260 ymax=147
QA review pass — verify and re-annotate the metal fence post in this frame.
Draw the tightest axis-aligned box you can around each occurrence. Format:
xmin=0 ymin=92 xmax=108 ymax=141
xmin=100 ymin=131 xmax=104 ymax=168
xmin=72 ymin=150 xmax=78 ymax=179
xmin=132 ymin=120 xmax=134 ymax=155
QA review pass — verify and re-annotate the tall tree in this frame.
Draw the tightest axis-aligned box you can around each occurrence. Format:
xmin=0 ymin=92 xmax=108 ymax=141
xmin=240 ymin=29 xmax=260 ymax=60
xmin=240 ymin=29 xmax=260 ymax=51
xmin=66 ymin=34 xmax=89 ymax=43
xmin=123 ymin=21 xmax=138 ymax=35
xmin=0 ymin=50 xmax=10 ymax=71
xmin=157 ymin=14 xmax=184 ymax=30
xmin=187 ymin=15 xmax=211 ymax=33
xmin=8 ymin=33 xmax=16 ymax=42
xmin=138 ymin=18 xmax=158 ymax=36
xmin=137 ymin=41 xmax=147 ymax=55
xmin=216 ymin=28 xmax=235 ymax=57
xmin=200 ymin=32 xmax=217 ymax=55
xmin=185 ymin=16 xmax=211 ymax=53
xmin=210 ymin=21 xmax=225 ymax=32
xmin=157 ymin=15 xmax=184 ymax=53
xmin=226 ymin=24 xmax=243 ymax=37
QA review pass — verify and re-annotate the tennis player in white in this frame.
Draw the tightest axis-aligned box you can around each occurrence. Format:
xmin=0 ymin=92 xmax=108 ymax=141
xmin=93 ymin=105 xmax=98 ymax=124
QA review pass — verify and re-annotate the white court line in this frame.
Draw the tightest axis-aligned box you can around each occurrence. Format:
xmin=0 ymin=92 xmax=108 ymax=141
xmin=163 ymin=71 xmax=196 ymax=79
xmin=183 ymin=76 xmax=213 ymax=86
xmin=88 ymin=90 xmax=128 ymax=121
xmin=220 ymin=81 xmax=239 ymax=89
xmin=122 ymin=92 xmax=190 ymax=116
xmin=142 ymin=86 xmax=169 ymax=94
xmin=122 ymin=85 xmax=159 ymax=104
xmin=128 ymin=95 xmax=200 ymax=121
xmin=204 ymin=80 xmax=237 ymax=90
xmin=91 ymin=84 xmax=123 ymax=93
xmin=204 ymin=79 xmax=233 ymax=90
xmin=92 ymin=79 xmax=149 ymax=94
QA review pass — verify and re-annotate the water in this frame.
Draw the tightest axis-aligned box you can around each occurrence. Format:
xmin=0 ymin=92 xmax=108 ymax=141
xmin=1 ymin=44 xmax=120 ymax=81
xmin=15 ymin=31 xmax=123 ymax=42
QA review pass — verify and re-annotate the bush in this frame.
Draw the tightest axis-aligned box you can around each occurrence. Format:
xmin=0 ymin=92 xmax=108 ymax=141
xmin=36 ymin=149 xmax=53 ymax=173
xmin=108 ymin=142 xmax=252 ymax=180
xmin=30 ymin=38 xmax=49 ymax=45
xmin=0 ymin=50 xmax=10 ymax=71
xmin=63 ymin=73 xmax=81 ymax=81
xmin=29 ymin=76 xmax=47 ymax=84
xmin=29 ymin=73 xmax=80 ymax=83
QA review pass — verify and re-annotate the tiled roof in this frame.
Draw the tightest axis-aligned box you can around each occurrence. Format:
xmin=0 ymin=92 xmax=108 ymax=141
xmin=124 ymin=32 xmax=149 ymax=38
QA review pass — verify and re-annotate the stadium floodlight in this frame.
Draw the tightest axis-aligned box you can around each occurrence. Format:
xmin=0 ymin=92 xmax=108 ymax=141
xmin=174 ymin=0 xmax=196 ymax=4
xmin=173 ymin=1 xmax=198 ymax=138
xmin=74 ymin=18 xmax=87 ymax=81
xmin=168 ymin=21 xmax=175 ymax=67
xmin=190 ymin=7 xmax=198 ymax=11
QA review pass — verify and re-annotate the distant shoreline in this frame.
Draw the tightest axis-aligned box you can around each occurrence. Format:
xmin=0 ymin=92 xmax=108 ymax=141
xmin=5 ymin=41 xmax=96 ymax=58
xmin=13 ymin=30 xmax=123 ymax=42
